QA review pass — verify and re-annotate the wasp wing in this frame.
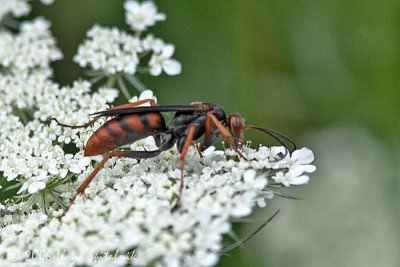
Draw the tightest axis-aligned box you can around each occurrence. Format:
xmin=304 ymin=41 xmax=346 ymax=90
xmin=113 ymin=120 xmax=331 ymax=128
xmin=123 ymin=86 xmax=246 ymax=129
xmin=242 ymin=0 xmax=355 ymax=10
xmin=91 ymin=105 xmax=203 ymax=117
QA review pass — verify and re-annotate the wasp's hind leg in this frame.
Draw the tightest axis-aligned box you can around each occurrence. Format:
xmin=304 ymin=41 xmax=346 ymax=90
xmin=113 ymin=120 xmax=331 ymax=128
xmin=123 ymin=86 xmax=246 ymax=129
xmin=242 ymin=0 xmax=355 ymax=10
xmin=61 ymin=149 xmax=161 ymax=218
xmin=51 ymin=116 xmax=102 ymax=129
xmin=52 ymin=98 xmax=156 ymax=129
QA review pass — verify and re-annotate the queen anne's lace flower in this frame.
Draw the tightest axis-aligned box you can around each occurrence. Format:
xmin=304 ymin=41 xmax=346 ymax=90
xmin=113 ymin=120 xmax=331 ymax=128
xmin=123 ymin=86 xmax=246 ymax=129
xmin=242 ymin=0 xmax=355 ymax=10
xmin=0 ymin=0 xmax=55 ymax=22
xmin=0 ymin=0 xmax=30 ymax=21
xmin=149 ymin=44 xmax=182 ymax=76
xmin=124 ymin=0 xmax=166 ymax=32
xmin=0 ymin=18 xmax=62 ymax=72
xmin=0 ymin=144 xmax=315 ymax=267
xmin=74 ymin=25 xmax=142 ymax=75
xmin=74 ymin=2 xmax=181 ymax=79
xmin=286 ymin=147 xmax=316 ymax=173
xmin=75 ymin=26 xmax=182 ymax=77
xmin=271 ymin=147 xmax=315 ymax=186
xmin=40 ymin=0 xmax=54 ymax=4
xmin=142 ymin=34 xmax=165 ymax=53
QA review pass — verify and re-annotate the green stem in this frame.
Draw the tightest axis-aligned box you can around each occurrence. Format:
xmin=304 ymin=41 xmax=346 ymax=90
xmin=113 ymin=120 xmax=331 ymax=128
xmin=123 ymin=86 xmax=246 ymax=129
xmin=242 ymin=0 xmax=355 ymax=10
xmin=106 ymin=74 xmax=118 ymax=88
xmin=117 ymin=76 xmax=132 ymax=100
xmin=136 ymin=66 xmax=151 ymax=74
xmin=124 ymin=74 xmax=148 ymax=93
xmin=19 ymin=111 xmax=28 ymax=124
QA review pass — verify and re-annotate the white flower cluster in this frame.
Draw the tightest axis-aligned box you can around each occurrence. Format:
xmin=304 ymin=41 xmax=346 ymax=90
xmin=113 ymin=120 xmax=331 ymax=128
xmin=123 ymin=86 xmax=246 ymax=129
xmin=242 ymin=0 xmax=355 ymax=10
xmin=272 ymin=148 xmax=316 ymax=186
xmin=0 ymin=0 xmax=54 ymax=22
xmin=0 ymin=18 xmax=62 ymax=73
xmin=74 ymin=25 xmax=142 ymax=75
xmin=74 ymin=1 xmax=181 ymax=77
xmin=0 ymin=142 xmax=315 ymax=267
xmin=124 ymin=0 xmax=166 ymax=32
xmin=0 ymin=0 xmax=30 ymax=21
xmin=0 ymin=17 xmax=117 ymax=205
xmin=148 ymin=42 xmax=182 ymax=76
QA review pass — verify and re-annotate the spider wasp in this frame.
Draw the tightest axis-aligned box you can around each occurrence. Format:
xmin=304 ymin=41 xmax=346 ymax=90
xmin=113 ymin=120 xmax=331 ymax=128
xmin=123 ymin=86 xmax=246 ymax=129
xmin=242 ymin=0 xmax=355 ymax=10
xmin=53 ymin=99 xmax=296 ymax=216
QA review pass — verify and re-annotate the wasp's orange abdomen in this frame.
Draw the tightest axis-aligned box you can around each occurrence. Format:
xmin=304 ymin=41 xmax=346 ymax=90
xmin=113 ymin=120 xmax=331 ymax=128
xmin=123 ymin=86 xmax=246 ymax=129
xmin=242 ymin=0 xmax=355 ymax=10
xmin=84 ymin=112 xmax=165 ymax=156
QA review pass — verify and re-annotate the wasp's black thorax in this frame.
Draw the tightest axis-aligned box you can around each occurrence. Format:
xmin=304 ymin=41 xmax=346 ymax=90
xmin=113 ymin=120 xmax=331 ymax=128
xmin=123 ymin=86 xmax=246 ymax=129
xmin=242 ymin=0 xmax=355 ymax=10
xmin=159 ymin=103 xmax=227 ymax=153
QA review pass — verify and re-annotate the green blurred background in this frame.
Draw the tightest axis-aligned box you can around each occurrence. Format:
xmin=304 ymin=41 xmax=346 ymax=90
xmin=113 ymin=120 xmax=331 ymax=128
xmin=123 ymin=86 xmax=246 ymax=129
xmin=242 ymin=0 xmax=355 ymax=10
xmin=32 ymin=1 xmax=400 ymax=266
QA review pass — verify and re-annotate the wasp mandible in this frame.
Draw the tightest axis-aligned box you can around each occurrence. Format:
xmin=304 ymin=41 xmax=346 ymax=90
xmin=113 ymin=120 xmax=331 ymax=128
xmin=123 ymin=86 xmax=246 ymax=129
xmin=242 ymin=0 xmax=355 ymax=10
xmin=53 ymin=99 xmax=296 ymax=216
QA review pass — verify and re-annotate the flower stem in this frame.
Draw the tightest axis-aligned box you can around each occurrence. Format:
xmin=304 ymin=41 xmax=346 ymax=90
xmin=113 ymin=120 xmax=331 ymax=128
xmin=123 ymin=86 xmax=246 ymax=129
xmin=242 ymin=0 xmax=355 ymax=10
xmin=106 ymin=74 xmax=118 ymax=88
xmin=124 ymin=74 xmax=148 ymax=93
xmin=117 ymin=76 xmax=132 ymax=100
xmin=19 ymin=111 xmax=28 ymax=124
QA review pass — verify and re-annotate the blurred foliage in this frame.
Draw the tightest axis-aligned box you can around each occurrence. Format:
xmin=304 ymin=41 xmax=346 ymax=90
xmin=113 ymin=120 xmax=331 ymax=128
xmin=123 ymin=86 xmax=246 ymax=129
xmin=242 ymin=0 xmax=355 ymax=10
xmin=30 ymin=1 xmax=400 ymax=266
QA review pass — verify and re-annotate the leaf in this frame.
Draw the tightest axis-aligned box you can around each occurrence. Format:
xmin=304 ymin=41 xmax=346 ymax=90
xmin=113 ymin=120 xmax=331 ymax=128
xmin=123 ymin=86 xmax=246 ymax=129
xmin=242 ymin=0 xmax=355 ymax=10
xmin=0 ymin=177 xmax=20 ymax=203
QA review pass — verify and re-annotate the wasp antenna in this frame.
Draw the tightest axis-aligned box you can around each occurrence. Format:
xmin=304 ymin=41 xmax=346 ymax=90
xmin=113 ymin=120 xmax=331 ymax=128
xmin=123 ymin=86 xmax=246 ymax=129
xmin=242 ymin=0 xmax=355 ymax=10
xmin=245 ymin=125 xmax=297 ymax=152
xmin=244 ymin=125 xmax=297 ymax=160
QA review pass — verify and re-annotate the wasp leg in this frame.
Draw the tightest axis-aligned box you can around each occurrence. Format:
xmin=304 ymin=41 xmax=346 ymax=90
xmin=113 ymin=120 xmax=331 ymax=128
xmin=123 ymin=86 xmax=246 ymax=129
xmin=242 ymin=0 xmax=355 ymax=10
xmin=108 ymin=98 xmax=156 ymax=110
xmin=194 ymin=142 xmax=203 ymax=158
xmin=61 ymin=149 xmax=161 ymax=218
xmin=207 ymin=112 xmax=248 ymax=160
xmin=202 ymin=113 xmax=214 ymax=149
xmin=52 ymin=98 xmax=156 ymax=129
xmin=51 ymin=116 xmax=102 ymax=129
xmin=171 ymin=124 xmax=197 ymax=212
xmin=201 ymin=111 xmax=228 ymax=150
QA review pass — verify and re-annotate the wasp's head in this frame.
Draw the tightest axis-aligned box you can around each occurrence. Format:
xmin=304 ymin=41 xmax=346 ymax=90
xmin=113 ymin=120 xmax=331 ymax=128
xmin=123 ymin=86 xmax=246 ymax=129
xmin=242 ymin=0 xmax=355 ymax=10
xmin=227 ymin=114 xmax=245 ymax=149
